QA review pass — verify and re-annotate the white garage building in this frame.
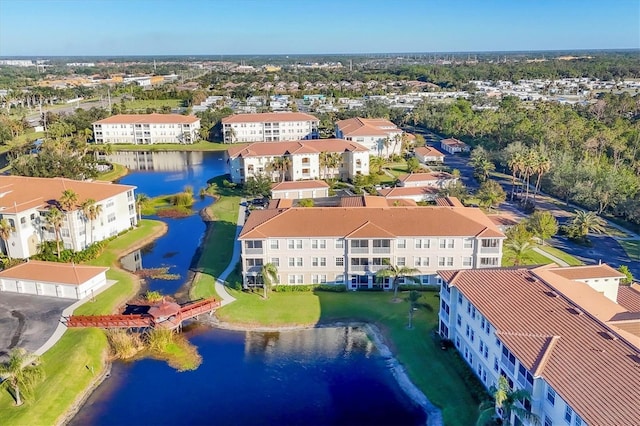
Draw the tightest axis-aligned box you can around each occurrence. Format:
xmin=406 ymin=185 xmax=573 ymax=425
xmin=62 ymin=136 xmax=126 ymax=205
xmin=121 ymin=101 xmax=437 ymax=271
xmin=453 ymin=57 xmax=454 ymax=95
xmin=0 ymin=261 xmax=109 ymax=300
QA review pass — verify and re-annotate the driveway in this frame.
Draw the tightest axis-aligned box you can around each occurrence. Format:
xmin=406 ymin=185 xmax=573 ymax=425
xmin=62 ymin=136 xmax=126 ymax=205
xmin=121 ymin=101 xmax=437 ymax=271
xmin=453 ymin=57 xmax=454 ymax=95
xmin=0 ymin=293 xmax=73 ymax=359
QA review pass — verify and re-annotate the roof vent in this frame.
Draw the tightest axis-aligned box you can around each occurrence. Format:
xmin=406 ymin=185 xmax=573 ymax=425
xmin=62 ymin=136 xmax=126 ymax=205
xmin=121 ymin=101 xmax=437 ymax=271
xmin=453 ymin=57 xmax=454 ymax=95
xmin=568 ymin=307 xmax=583 ymax=315
xmin=545 ymin=291 xmax=559 ymax=298
xmin=525 ymin=276 xmax=537 ymax=283
xmin=598 ymin=331 xmax=618 ymax=341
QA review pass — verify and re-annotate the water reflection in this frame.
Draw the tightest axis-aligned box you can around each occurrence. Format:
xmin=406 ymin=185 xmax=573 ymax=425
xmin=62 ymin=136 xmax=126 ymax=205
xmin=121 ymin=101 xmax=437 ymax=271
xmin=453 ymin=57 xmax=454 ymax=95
xmin=120 ymin=249 xmax=142 ymax=272
xmin=99 ymin=150 xmax=204 ymax=171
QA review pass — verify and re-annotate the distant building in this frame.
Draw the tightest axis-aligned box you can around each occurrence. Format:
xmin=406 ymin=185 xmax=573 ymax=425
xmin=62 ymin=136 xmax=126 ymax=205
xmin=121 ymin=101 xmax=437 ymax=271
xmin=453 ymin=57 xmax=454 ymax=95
xmin=226 ymin=139 xmax=369 ymax=184
xmin=0 ymin=176 xmax=137 ymax=259
xmin=335 ymin=117 xmax=403 ymax=157
xmin=414 ymin=146 xmax=445 ymax=163
xmin=440 ymin=138 xmax=470 ymax=154
xmin=271 ymin=180 xmax=330 ymax=200
xmin=438 ymin=264 xmax=638 ymax=426
xmin=222 ymin=112 xmax=319 ymax=143
xmin=0 ymin=261 xmax=109 ymax=300
xmin=93 ymin=114 xmax=200 ymax=144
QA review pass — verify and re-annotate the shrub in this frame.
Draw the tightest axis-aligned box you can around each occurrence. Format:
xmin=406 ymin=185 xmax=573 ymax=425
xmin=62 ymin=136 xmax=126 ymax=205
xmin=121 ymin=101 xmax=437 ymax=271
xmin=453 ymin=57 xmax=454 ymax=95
xmin=106 ymin=329 xmax=144 ymax=359
xmin=298 ymin=198 xmax=314 ymax=207
xmin=398 ymin=284 xmax=439 ymax=292
xmin=145 ymin=329 xmax=175 ymax=352
xmin=222 ymin=179 xmax=236 ymax=188
xmin=171 ymin=192 xmax=194 ymax=207
xmin=273 ymin=284 xmax=347 ymax=292
xmin=144 ymin=290 xmax=164 ymax=303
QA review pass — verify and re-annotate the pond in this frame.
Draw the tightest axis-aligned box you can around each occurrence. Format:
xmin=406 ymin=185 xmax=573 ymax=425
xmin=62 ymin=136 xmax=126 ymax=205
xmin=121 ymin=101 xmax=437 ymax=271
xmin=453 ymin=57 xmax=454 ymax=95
xmin=72 ymin=150 xmax=426 ymax=425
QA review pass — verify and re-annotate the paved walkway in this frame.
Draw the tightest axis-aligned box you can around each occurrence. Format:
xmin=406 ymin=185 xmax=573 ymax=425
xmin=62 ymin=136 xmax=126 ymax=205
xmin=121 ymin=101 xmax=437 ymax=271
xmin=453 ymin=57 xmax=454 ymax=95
xmin=213 ymin=198 xmax=246 ymax=307
xmin=532 ymin=247 xmax=569 ymax=267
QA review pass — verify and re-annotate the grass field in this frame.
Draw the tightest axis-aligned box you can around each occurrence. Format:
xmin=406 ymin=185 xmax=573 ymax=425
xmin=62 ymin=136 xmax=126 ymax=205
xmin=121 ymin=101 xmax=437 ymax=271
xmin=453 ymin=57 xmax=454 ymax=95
xmin=619 ymin=239 xmax=640 ymax=262
xmin=502 ymin=246 xmax=553 ymax=267
xmin=190 ymin=176 xmax=242 ymax=300
xmin=0 ymin=220 xmax=166 ymax=424
xmin=536 ymin=245 xmax=584 ymax=266
xmin=96 ymin=163 xmax=128 ymax=182
xmin=110 ymin=141 xmax=230 ymax=151
xmin=217 ymin=289 xmax=484 ymax=426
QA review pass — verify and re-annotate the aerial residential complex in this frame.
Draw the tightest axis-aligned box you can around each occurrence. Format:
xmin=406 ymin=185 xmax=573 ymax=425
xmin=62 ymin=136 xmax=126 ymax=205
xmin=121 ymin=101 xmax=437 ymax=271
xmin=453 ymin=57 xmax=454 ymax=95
xmin=334 ymin=117 xmax=403 ymax=157
xmin=92 ymin=113 xmax=201 ymax=144
xmin=438 ymin=264 xmax=640 ymax=426
xmin=238 ymin=202 xmax=505 ymax=289
xmin=222 ymin=112 xmax=320 ymax=143
xmin=226 ymin=139 xmax=370 ymax=184
xmin=0 ymin=175 xmax=137 ymax=259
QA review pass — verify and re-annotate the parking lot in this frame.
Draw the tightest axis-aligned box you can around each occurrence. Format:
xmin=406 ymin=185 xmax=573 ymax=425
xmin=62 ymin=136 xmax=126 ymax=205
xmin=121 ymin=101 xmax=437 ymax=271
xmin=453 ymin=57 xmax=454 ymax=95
xmin=0 ymin=293 xmax=73 ymax=359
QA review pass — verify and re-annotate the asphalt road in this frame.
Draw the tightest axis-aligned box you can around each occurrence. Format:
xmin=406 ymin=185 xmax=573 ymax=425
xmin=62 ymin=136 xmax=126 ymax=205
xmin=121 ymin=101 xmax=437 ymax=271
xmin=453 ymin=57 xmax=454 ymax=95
xmin=0 ymin=293 xmax=73 ymax=359
xmin=414 ymin=131 xmax=640 ymax=278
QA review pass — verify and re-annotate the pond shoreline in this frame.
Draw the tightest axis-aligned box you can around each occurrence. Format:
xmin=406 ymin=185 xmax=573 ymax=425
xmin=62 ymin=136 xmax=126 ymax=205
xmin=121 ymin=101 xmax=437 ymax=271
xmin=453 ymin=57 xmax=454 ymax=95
xmin=203 ymin=316 xmax=443 ymax=426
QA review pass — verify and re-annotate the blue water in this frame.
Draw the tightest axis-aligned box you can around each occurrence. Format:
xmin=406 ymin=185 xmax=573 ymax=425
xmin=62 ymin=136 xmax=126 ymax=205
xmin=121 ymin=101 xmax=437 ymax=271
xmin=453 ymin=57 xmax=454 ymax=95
xmin=72 ymin=151 xmax=425 ymax=426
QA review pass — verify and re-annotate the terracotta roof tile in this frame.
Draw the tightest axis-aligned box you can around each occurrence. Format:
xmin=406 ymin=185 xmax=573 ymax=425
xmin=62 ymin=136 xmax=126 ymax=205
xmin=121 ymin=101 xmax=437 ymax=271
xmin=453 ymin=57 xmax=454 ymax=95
xmin=551 ymin=264 xmax=625 ymax=281
xmin=415 ymin=146 xmax=445 ymax=158
xmin=271 ymin=180 xmax=329 ymax=191
xmin=0 ymin=260 xmax=108 ymax=286
xmin=222 ymin=112 xmax=319 ymax=124
xmin=440 ymin=266 xmax=640 ymax=425
xmin=398 ymin=172 xmax=454 ymax=183
xmin=378 ymin=186 xmax=439 ymax=198
xmin=434 ymin=197 xmax=464 ymax=207
xmin=440 ymin=138 xmax=468 ymax=148
xmin=94 ymin=113 xmax=199 ymax=124
xmin=0 ymin=176 xmax=135 ymax=214
xmin=336 ymin=117 xmax=401 ymax=137
xmin=617 ymin=284 xmax=640 ymax=312
xmin=227 ymin=139 xmax=368 ymax=158
xmin=239 ymin=206 xmax=505 ymax=240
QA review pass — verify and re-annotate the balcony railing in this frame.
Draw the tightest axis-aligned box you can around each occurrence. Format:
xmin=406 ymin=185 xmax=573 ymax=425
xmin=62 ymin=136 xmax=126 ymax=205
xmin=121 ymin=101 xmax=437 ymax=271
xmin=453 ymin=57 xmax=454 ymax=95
xmin=349 ymin=265 xmax=386 ymax=272
xmin=480 ymin=246 xmax=500 ymax=254
xmin=372 ymin=247 xmax=391 ymax=254
xmin=246 ymin=265 xmax=263 ymax=273
xmin=501 ymin=355 xmax=516 ymax=375
xmin=439 ymin=309 xmax=450 ymax=323
xmin=350 ymin=247 xmax=369 ymax=254
xmin=245 ymin=248 xmax=264 ymax=255
xmin=517 ymin=375 xmax=533 ymax=394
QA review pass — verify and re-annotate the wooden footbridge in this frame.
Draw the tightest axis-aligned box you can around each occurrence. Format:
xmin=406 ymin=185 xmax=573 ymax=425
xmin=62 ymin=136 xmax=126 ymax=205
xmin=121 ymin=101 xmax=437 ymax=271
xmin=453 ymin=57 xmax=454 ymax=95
xmin=64 ymin=298 xmax=220 ymax=330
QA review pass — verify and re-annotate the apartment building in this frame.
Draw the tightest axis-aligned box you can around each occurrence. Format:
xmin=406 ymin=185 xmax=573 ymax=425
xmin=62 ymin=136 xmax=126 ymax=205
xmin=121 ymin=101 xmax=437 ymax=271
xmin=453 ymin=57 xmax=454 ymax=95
xmin=438 ymin=264 xmax=639 ymax=426
xmin=238 ymin=203 xmax=504 ymax=289
xmin=222 ymin=112 xmax=320 ymax=143
xmin=335 ymin=117 xmax=403 ymax=157
xmin=226 ymin=139 xmax=369 ymax=184
xmin=93 ymin=113 xmax=201 ymax=144
xmin=0 ymin=176 xmax=137 ymax=259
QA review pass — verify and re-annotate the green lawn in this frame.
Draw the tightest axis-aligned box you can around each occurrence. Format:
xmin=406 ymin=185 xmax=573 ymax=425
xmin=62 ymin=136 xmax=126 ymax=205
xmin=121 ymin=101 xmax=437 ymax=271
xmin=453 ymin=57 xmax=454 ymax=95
xmin=190 ymin=176 xmax=242 ymax=300
xmin=0 ymin=131 xmax=45 ymax=154
xmin=0 ymin=220 xmax=166 ymax=424
xmin=109 ymin=141 xmax=230 ymax=152
xmin=122 ymin=99 xmax=182 ymax=110
xmin=217 ymin=290 xmax=483 ymax=426
xmin=536 ymin=245 xmax=584 ymax=266
xmin=502 ymin=247 xmax=554 ymax=267
xmin=619 ymin=239 xmax=640 ymax=262
xmin=96 ymin=163 xmax=128 ymax=182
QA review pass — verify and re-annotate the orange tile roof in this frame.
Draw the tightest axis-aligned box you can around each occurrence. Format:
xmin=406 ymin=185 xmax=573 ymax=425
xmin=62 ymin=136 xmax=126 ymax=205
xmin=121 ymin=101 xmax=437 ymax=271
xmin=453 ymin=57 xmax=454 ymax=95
xmin=0 ymin=260 xmax=108 ymax=286
xmin=227 ymin=139 xmax=368 ymax=158
xmin=435 ymin=197 xmax=464 ymax=207
xmin=239 ymin=205 xmax=505 ymax=240
xmin=377 ymin=186 xmax=439 ymax=198
xmin=618 ymin=284 xmax=640 ymax=312
xmin=398 ymin=172 xmax=454 ymax=183
xmin=222 ymin=112 xmax=319 ymax=124
xmin=94 ymin=113 xmax=199 ymax=124
xmin=415 ymin=146 xmax=445 ymax=158
xmin=336 ymin=117 xmax=400 ymax=137
xmin=550 ymin=264 xmax=625 ymax=281
xmin=440 ymin=138 xmax=468 ymax=147
xmin=271 ymin=180 xmax=329 ymax=191
xmin=439 ymin=266 xmax=640 ymax=425
xmin=0 ymin=176 xmax=135 ymax=214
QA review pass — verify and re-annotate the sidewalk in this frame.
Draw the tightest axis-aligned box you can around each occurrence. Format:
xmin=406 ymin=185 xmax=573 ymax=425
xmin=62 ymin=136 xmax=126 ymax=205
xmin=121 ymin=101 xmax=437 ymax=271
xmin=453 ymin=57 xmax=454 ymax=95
xmin=213 ymin=198 xmax=246 ymax=307
xmin=532 ymin=247 xmax=569 ymax=267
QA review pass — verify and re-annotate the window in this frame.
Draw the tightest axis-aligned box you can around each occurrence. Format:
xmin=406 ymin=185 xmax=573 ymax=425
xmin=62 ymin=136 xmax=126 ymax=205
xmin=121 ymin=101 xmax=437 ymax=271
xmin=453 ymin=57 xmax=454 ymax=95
xmin=465 ymin=325 xmax=470 ymax=337
xmin=494 ymin=357 xmax=499 ymax=372
xmin=311 ymin=239 xmax=326 ymax=249
xmin=455 ymin=337 xmax=460 ymax=348
xmin=463 ymin=239 xmax=473 ymax=249
xmin=61 ymin=228 xmax=70 ymax=237
xmin=288 ymin=257 xmax=296 ymax=267
xmin=397 ymin=239 xmax=406 ymax=249
xmin=457 ymin=315 xmax=462 ymax=326
xmin=421 ymin=275 xmax=430 ymax=285
xmin=335 ymin=240 xmax=344 ymax=249
xmin=312 ymin=257 xmax=326 ymax=267
xmin=288 ymin=239 xmax=303 ymax=249
xmin=414 ymin=257 xmax=429 ymax=267
xmin=270 ymin=258 xmax=280 ymax=267
xmin=351 ymin=239 xmax=368 ymax=249
xmin=336 ymin=257 xmax=344 ymax=267
xmin=246 ymin=258 xmax=264 ymax=267
xmin=574 ymin=416 xmax=582 ymax=426
xmin=564 ymin=406 xmax=573 ymax=423
xmin=463 ymin=257 xmax=473 ymax=267
xmin=312 ymin=274 xmax=327 ymax=284
xmin=270 ymin=240 xmax=279 ymax=249
xmin=107 ymin=213 xmax=116 ymax=223
xmin=471 ymin=307 xmax=476 ymax=319
xmin=415 ymin=239 xmax=430 ymax=249
xmin=439 ymin=238 xmax=454 ymax=249
xmin=246 ymin=240 xmax=263 ymax=249
xmin=481 ymin=239 xmax=500 ymax=248
xmin=467 ymin=301 xmax=471 ymax=314
xmin=546 ymin=387 xmax=556 ymax=406
xmin=446 ymin=257 xmax=454 ymax=266
xmin=397 ymin=257 xmax=406 ymax=266
xmin=544 ymin=417 xmax=553 ymax=426
xmin=296 ymin=258 xmax=303 ymax=267
xmin=480 ymin=257 xmax=499 ymax=266
xmin=336 ymin=274 xmax=344 ymax=283
xmin=470 ymin=330 xmax=475 ymax=343
xmin=458 ymin=293 xmax=463 ymax=305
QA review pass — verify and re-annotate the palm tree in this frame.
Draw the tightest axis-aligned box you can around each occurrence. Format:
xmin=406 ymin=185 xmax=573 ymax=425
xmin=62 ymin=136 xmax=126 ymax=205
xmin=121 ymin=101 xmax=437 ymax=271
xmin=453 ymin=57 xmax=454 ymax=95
xmin=507 ymin=151 xmax=524 ymax=201
xmin=319 ymin=151 xmax=330 ymax=179
xmin=522 ymin=150 xmax=539 ymax=203
xmin=528 ymin=211 xmax=558 ymax=245
xmin=87 ymin=203 xmax=103 ymax=244
xmin=505 ymin=240 xmax=533 ymax=266
xmin=327 ymin=152 xmax=342 ymax=179
xmin=376 ymin=265 xmax=420 ymax=302
xmin=0 ymin=218 xmax=14 ymax=260
xmin=269 ymin=156 xmax=291 ymax=182
xmin=477 ymin=180 xmax=507 ymax=211
xmin=476 ymin=376 xmax=540 ymax=426
xmin=0 ymin=348 xmax=45 ymax=406
xmin=571 ymin=210 xmax=606 ymax=237
xmin=46 ymin=207 xmax=64 ymax=258
xmin=59 ymin=189 xmax=78 ymax=211
xmin=533 ymin=152 xmax=551 ymax=201
xmin=135 ymin=193 xmax=149 ymax=222
xmin=79 ymin=198 xmax=95 ymax=247
xmin=260 ymin=263 xmax=278 ymax=299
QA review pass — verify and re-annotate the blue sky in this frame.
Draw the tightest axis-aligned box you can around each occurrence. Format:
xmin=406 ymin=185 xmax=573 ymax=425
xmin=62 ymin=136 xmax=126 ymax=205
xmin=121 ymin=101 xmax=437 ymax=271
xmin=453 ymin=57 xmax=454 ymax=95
xmin=0 ymin=0 xmax=638 ymax=56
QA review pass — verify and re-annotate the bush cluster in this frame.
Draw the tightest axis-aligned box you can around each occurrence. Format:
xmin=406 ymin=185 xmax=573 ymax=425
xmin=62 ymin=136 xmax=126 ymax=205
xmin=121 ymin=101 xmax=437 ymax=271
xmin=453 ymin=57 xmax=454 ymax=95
xmin=33 ymin=240 xmax=107 ymax=263
xmin=272 ymin=284 xmax=347 ymax=293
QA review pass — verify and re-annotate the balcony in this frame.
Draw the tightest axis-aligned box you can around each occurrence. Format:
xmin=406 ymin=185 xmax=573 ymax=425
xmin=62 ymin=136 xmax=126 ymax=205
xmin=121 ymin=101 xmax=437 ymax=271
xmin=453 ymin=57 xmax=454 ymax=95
xmin=350 ymin=247 xmax=369 ymax=254
xmin=372 ymin=247 xmax=391 ymax=254
xmin=480 ymin=246 xmax=500 ymax=254
xmin=246 ymin=265 xmax=262 ymax=273
xmin=245 ymin=248 xmax=264 ymax=255
xmin=501 ymin=355 xmax=516 ymax=375
xmin=439 ymin=309 xmax=450 ymax=323
xmin=349 ymin=264 xmax=386 ymax=272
